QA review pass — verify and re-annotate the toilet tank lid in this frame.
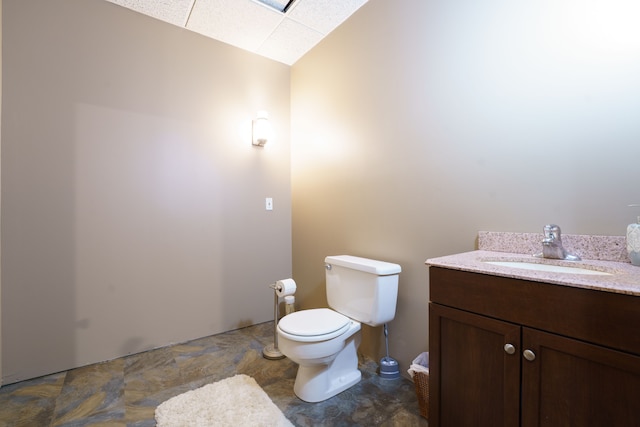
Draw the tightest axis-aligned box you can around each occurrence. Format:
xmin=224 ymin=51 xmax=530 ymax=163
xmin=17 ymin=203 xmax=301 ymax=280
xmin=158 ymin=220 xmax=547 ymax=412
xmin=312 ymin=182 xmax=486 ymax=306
xmin=325 ymin=255 xmax=401 ymax=275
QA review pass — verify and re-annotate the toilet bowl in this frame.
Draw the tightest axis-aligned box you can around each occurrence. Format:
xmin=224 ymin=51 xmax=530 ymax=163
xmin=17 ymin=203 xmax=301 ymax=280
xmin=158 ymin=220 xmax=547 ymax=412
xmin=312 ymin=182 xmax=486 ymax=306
xmin=277 ymin=308 xmax=362 ymax=402
xmin=277 ymin=255 xmax=401 ymax=403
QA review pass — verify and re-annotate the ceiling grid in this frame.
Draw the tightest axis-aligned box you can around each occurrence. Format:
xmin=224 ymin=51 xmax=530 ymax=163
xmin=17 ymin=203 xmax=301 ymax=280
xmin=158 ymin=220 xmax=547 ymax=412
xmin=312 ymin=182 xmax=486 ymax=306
xmin=104 ymin=0 xmax=369 ymax=65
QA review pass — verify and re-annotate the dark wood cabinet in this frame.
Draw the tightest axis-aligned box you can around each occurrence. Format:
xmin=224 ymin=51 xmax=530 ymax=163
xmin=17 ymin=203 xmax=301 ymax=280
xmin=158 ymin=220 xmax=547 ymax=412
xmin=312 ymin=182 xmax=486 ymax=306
xmin=429 ymin=267 xmax=640 ymax=427
xmin=429 ymin=303 xmax=520 ymax=426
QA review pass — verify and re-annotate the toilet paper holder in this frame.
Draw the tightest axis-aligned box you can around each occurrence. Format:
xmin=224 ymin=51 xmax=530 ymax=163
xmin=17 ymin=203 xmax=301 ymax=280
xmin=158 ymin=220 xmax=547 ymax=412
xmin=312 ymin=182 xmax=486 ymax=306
xmin=263 ymin=279 xmax=296 ymax=360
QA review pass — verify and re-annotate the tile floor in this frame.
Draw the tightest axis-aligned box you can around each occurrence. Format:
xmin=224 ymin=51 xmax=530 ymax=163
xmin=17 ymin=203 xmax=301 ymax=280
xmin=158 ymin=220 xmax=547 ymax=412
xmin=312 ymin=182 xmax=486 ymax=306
xmin=0 ymin=322 xmax=428 ymax=426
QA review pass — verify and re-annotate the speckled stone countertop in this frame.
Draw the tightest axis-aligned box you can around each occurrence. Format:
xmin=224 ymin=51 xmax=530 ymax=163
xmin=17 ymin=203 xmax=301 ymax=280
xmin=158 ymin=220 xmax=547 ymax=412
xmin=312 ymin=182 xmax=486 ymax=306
xmin=426 ymin=231 xmax=640 ymax=296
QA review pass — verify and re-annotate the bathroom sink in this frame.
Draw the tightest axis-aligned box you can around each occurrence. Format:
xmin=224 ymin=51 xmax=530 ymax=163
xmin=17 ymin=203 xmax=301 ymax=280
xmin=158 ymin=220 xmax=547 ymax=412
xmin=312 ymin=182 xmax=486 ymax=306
xmin=483 ymin=261 xmax=613 ymax=276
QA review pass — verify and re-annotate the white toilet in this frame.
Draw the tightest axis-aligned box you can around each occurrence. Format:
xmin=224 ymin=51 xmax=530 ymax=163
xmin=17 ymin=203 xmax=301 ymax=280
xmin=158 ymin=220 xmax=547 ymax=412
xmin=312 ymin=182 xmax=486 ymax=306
xmin=277 ymin=255 xmax=401 ymax=402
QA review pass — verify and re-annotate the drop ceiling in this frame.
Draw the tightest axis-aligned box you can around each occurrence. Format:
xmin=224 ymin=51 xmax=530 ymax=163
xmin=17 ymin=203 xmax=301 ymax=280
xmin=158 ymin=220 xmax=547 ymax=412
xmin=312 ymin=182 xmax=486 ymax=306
xmin=104 ymin=0 xmax=369 ymax=65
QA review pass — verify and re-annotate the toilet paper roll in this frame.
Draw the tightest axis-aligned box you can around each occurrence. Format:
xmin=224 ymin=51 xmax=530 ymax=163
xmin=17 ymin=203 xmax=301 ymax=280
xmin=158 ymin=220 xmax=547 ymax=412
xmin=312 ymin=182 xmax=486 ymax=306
xmin=275 ymin=278 xmax=296 ymax=297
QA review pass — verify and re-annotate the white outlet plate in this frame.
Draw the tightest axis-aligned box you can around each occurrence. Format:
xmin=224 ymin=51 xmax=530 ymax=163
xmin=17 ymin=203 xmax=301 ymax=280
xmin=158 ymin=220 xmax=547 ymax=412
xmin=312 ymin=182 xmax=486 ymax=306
xmin=266 ymin=198 xmax=273 ymax=211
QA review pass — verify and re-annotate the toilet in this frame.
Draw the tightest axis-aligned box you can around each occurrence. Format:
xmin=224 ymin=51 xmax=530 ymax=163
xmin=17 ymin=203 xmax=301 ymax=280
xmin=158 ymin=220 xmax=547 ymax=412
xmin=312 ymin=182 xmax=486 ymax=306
xmin=277 ymin=255 xmax=401 ymax=402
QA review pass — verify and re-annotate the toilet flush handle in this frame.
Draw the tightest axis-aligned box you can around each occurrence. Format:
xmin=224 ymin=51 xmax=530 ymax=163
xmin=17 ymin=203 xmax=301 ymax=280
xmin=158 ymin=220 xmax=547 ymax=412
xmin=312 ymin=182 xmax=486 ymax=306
xmin=325 ymin=263 xmax=332 ymax=270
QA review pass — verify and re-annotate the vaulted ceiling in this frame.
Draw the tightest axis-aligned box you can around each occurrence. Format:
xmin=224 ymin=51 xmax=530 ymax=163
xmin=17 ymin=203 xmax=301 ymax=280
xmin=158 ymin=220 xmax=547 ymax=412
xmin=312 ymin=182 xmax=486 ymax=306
xmin=104 ymin=0 xmax=369 ymax=65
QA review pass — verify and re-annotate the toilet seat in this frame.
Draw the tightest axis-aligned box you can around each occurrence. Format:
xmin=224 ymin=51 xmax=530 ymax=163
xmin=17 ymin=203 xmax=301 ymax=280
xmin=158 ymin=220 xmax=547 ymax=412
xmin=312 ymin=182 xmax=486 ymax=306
xmin=278 ymin=308 xmax=351 ymax=342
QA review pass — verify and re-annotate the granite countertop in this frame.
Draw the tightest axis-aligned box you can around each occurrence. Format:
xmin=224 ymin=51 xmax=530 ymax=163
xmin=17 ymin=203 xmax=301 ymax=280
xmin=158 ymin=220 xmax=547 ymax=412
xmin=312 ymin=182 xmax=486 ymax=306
xmin=426 ymin=231 xmax=640 ymax=296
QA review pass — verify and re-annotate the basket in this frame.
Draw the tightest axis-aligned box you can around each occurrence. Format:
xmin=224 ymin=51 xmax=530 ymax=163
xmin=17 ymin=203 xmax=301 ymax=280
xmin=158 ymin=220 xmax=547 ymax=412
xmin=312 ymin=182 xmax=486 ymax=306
xmin=413 ymin=371 xmax=429 ymax=419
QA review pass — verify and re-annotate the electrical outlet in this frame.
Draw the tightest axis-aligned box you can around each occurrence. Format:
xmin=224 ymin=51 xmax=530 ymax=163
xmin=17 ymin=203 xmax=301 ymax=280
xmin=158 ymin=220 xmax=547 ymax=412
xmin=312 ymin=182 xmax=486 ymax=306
xmin=265 ymin=198 xmax=273 ymax=211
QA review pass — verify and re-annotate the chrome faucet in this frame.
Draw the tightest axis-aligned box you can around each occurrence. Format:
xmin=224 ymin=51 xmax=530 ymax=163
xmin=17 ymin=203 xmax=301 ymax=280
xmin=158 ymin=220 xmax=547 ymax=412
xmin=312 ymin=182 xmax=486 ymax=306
xmin=536 ymin=224 xmax=581 ymax=261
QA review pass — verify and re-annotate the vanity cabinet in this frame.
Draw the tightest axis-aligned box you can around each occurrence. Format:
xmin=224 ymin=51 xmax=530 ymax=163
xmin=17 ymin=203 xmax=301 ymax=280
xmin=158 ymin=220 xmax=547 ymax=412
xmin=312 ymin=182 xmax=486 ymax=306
xmin=428 ymin=266 xmax=640 ymax=427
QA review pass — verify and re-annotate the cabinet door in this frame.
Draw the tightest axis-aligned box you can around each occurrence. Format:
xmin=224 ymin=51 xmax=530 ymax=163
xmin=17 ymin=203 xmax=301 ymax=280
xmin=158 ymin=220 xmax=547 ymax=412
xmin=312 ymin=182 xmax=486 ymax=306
xmin=429 ymin=303 xmax=521 ymax=427
xmin=522 ymin=328 xmax=640 ymax=427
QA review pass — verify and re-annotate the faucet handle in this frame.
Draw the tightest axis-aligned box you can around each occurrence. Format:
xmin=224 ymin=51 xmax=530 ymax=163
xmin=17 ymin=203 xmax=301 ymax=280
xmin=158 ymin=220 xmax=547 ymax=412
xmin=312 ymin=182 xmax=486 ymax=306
xmin=543 ymin=224 xmax=561 ymax=240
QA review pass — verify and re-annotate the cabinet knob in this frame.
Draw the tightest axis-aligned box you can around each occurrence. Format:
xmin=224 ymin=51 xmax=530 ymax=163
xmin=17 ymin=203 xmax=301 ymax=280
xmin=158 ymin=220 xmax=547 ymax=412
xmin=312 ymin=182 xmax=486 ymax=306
xmin=504 ymin=343 xmax=516 ymax=355
xmin=523 ymin=349 xmax=536 ymax=361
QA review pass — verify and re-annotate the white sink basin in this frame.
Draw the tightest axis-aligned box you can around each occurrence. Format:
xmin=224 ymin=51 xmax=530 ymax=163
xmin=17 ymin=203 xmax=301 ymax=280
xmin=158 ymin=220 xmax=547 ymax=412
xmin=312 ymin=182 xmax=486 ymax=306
xmin=483 ymin=261 xmax=613 ymax=276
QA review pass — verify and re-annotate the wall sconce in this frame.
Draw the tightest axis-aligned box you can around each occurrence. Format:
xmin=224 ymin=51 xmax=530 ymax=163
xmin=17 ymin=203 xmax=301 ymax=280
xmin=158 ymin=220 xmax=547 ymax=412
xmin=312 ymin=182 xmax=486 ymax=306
xmin=252 ymin=110 xmax=272 ymax=147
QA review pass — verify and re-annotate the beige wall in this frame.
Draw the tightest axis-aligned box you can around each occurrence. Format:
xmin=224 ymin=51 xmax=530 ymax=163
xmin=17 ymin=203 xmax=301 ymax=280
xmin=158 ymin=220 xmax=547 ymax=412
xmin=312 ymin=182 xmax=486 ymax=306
xmin=1 ymin=0 xmax=291 ymax=384
xmin=291 ymin=0 xmax=640 ymax=376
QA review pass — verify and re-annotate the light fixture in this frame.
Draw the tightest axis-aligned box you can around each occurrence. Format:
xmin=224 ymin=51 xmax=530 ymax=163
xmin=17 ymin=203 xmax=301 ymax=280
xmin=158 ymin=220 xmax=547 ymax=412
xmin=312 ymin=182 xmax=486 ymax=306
xmin=252 ymin=110 xmax=272 ymax=147
xmin=254 ymin=0 xmax=298 ymax=14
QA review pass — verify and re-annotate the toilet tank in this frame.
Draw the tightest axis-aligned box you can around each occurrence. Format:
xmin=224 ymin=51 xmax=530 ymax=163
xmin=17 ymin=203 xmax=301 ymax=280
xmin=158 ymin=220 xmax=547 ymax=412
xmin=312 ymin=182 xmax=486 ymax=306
xmin=324 ymin=255 xmax=401 ymax=327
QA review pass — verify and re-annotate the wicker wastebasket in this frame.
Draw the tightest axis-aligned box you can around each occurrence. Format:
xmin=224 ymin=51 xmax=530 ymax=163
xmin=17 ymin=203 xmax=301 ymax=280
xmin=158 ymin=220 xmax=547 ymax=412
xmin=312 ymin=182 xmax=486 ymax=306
xmin=408 ymin=352 xmax=429 ymax=419
xmin=413 ymin=370 xmax=429 ymax=419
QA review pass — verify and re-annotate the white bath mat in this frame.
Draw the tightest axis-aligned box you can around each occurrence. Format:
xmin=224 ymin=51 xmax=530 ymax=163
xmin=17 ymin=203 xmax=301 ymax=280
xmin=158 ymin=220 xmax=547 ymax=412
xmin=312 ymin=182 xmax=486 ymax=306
xmin=155 ymin=374 xmax=293 ymax=427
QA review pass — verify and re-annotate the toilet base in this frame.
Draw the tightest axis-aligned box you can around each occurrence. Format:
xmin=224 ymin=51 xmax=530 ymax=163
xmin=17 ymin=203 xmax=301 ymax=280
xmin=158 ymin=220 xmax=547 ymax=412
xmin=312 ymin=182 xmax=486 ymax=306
xmin=294 ymin=366 xmax=361 ymax=403
xmin=292 ymin=332 xmax=361 ymax=403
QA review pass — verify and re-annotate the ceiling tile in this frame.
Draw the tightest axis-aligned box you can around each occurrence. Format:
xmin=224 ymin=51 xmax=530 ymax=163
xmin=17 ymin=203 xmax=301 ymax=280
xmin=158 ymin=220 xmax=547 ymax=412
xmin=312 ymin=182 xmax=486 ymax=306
xmin=104 ymin=0 xmax=194 ymax=27
xmin=186 ymin=0 xmax=284 ymax=52
xmin=257 ymin=17 xmax=324 ymax=65
xmin=287 ymin=0 xmax=368 ymax=35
